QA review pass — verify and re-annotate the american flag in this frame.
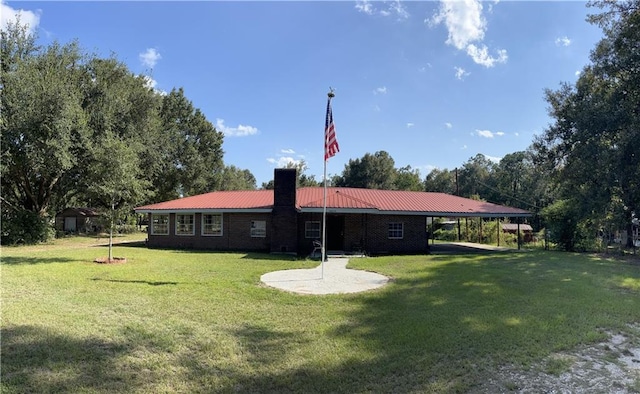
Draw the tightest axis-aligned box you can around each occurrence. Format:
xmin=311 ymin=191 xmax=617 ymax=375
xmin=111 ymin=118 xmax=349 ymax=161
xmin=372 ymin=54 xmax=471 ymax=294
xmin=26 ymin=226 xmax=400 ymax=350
xmin=324 ymin=97 xmax=339 ymax=160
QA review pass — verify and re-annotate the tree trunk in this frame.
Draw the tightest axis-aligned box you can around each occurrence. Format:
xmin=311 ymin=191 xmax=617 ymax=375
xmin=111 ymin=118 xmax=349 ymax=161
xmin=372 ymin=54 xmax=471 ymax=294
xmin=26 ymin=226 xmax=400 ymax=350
xmin=109 ymin=202 xmax=114 ymax=261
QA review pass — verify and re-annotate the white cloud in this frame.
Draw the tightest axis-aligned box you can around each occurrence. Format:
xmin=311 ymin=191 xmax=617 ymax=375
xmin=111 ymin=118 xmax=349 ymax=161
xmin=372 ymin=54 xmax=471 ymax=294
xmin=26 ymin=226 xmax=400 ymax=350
xmin=355 ymin=0 xmax=409 ymax=20
xmin=495 ymin=131 xmax=505 ymax=136
xmin=476 ymin=129 xmax=494 ymax=138
xmin=429 ymin=0 xmax=507 ymax=68
xmin=514 ymin=132 xmax=520 ymax=137
xmin=406 ymin=122 xmax=414 ymax=128
xmin=388 ymin=0 xmax=410 ymax=20
xmin=575 ymin=70 xmax=581 ymax=76
xmin=139 ymin=48 xmax=161 ymax=68
xmin=555 ymin=36 xmax=572 ymax=47
xmin=267 ymin=156 xmax=301 ymax=168
xmin=486 ymin=155 xmax=502 ymax=163
xmin=430 ymin=0 xmax=485 ymax=49
xmin=355 ymin=0 xmax=374 ymax=15
xmin=461 ymin=144 xmax=468 ymax=150
xmin=281 ymin=148 xmax=295 ymax=154
xmin=466 ymin=44 xmax=507 ymax=67
xmin=215 ymin=118 xmax=259 ymax=137
xmin=454 ymin=66 xmax=470 ymax=80
xmin=445 ymin=122 xmax=453 ymax=129
xmin=373 ymin=86 xmax=387 ymax=95
xmin=1 ymin=1 xmax=40 ymax=33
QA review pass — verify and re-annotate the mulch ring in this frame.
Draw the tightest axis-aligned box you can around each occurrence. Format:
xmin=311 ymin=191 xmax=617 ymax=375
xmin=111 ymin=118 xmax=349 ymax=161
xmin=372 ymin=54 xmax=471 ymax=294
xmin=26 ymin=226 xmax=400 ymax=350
xmin=94 ymin=257 xmax=127 ymax=264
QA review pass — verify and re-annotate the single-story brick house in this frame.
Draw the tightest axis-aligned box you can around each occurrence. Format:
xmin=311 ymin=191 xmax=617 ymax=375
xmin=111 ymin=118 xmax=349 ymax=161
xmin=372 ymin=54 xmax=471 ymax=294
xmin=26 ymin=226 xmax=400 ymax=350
xmin=135 ymin=169 xmax=532 ymax=255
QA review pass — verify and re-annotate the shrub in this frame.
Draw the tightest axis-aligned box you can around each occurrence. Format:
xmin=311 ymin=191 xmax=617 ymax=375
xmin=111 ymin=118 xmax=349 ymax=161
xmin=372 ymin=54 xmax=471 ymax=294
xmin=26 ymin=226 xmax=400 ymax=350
xmin=1 ymin=209 xmax=55 ymax=245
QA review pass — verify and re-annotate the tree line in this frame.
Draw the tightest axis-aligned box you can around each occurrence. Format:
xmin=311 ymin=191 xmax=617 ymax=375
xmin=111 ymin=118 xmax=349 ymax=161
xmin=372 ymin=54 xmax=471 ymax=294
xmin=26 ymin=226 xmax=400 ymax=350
xmin=2 ymin=0 xmax=638 ymax=251
xmin=1 ymin=21 xmax=255 ymax=244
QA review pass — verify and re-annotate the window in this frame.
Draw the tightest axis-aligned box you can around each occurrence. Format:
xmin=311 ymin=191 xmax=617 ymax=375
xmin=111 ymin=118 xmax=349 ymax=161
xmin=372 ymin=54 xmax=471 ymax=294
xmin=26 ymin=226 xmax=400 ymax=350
xmin=388 ymin=222 xmax=404 ymax=239
xmin=202 ymin=213 xmax=223 ymax=236
xmin=305 ymin=221 xmax=321 ymax=239
xmin=176 ymin=214 xmax=195 ymax=235
xmin=251 ymin=220 xmax=266 ymax=238
xmin=151 ymin=214 xmax=169 ymax=235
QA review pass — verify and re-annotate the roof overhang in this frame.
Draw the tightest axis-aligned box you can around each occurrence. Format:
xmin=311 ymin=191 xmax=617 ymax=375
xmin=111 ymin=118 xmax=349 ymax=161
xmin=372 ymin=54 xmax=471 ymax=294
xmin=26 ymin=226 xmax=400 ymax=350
xmin=299 ymin=208 xmax=531 ymax=218
xmin=135 ymin=208 xmax=273 ymax=214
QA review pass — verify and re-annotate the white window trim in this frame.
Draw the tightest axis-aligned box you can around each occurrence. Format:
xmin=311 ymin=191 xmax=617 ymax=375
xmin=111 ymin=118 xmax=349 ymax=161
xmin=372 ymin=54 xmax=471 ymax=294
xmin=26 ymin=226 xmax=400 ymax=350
xmin=305 ymin=221 xmax=321 ymax=239
xmin=388 ymin=222 xmax=404 ymax=239
xmin=151 ymin=214 xmax=169 ymax=236
xmin=201 ymin=213 xmax=223 ymax=237
xmin=250 ymin=220 xmax=267 ymax=238
xmin=175 ymin=213 xmax=195 ymax=236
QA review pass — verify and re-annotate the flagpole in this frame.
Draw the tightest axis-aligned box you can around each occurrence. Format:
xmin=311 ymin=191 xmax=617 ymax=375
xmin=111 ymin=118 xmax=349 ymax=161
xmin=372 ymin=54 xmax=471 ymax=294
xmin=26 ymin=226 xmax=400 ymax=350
xmin=322 ymin=87 xmax=338 ymax=279
xmin=322 ymin=146 xmax=327 ymax=278
xmin=322 ymin=90 xmax=334 ymax=278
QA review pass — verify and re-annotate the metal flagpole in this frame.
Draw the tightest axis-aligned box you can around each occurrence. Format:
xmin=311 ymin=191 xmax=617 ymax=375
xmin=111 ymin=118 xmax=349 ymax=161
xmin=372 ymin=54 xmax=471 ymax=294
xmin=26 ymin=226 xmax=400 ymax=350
xmin=322 ymin=88 xmax=338 ymax=279
xmin=322 ymin=148 xmax=327 ymax=279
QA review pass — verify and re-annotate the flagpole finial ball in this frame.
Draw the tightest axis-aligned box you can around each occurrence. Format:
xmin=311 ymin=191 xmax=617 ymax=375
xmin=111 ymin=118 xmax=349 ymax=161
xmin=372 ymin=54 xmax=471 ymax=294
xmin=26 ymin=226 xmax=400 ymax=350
xmin=328 ymin=91 xmax=335 ymax=98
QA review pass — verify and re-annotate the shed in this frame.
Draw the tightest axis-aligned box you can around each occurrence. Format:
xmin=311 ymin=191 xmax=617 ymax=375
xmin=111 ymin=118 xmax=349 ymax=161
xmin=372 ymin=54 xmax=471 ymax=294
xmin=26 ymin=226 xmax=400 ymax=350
xmin=55 ymin=208 xmax=102 ymax=233
xmin=502 ymin=223 xmax=533 ymax=242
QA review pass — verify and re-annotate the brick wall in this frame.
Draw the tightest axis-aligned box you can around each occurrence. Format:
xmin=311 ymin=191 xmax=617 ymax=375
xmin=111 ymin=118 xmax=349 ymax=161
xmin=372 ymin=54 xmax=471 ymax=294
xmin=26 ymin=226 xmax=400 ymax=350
xmin=146 ymin=212 xmax=271 ymax=251
xmin=297 ymin=212 xmax=429 ymax=255
xmin=364 ymin=214 xmax=429 ymax=254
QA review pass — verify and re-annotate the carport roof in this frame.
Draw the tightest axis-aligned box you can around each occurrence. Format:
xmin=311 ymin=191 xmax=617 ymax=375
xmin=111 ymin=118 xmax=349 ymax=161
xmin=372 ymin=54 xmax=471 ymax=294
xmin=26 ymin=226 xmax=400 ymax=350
xmin=136 ymin=187 xmax=531 ymax=218
xmin=298 ymin=188 xmax=531 ymax=217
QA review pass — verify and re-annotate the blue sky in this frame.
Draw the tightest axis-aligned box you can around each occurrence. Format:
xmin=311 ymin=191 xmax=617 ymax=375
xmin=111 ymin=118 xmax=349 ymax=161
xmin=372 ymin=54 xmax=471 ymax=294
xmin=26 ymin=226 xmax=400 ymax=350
xmin=2 ymin=1 xmax=604 ymax=187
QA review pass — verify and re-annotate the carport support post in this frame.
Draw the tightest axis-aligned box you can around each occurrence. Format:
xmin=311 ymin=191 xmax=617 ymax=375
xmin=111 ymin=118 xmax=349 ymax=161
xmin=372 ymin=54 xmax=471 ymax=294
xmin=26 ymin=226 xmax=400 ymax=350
xmin=517 ymin=218 xmax=521 ymax=250
xmin=497 ymin=218 xmax=500 ymax=247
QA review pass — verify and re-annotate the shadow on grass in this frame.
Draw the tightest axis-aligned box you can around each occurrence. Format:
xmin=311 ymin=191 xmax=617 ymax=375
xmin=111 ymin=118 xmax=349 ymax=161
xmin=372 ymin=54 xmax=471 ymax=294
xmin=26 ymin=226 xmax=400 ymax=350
xmin=0 ymin=256 xmax=82 ymax=266
xmin=4 ymin=251 xmax=638 ymax=393
xmin=90 ymin=278 xmax=179 ymax=286
xmin=205 ymin=251 xmax=639 ymax=392
xmin=1 ymin=325 xmax=135 ymax=393
xmin=92 ymin=240 xmax=148 ymax=248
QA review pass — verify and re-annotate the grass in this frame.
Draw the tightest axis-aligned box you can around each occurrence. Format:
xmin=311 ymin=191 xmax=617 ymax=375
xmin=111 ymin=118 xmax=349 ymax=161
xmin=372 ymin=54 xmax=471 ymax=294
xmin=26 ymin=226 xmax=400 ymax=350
xmin=2 ymin=236 xmax=639 ymax=393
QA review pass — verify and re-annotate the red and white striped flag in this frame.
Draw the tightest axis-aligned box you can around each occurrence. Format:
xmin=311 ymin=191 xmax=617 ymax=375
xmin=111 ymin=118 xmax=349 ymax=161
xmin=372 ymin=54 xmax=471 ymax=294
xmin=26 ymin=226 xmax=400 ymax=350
xmin=324 ymin=97 xmax=339 ymax=160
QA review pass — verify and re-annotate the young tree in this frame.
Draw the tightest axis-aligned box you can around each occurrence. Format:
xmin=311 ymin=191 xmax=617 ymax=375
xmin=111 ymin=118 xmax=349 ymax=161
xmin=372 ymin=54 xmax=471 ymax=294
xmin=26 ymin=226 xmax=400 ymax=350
xmin=86 ymin=133 xmax=150 ymax=261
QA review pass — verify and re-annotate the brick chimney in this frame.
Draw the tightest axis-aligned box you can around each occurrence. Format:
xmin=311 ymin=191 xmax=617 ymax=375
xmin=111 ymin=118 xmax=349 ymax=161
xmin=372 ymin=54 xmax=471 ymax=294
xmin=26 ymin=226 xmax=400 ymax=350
xmin=270 ymin=168 xmax=298 ymax=253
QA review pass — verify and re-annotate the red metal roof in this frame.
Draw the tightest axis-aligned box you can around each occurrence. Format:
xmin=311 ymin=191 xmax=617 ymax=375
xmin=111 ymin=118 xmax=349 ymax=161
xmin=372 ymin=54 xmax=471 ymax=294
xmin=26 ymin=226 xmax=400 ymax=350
xmin=136 ymin=187 xmax=531 ymax=217
xmin=136 ymin=190 xmax=273 ymax=211
xmin=297 ymin=188 xmax=530 ymax=217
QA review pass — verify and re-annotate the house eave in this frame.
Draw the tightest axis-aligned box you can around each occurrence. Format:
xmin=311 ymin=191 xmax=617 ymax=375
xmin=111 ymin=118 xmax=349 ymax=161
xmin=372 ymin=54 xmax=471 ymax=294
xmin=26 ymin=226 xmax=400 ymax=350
xmin=300 ymin=208 xmax=531 ymax=218
xmin=135 ymin=208 xmax=273 ymax=214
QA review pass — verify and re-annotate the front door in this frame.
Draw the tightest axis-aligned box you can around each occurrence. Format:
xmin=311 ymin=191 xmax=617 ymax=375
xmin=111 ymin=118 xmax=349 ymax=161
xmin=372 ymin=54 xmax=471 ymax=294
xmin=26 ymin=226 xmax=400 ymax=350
xmin=64 ymin=217 xmax=76 ymax=232
xmin=326 ymin=215 xmax=344 ymax=251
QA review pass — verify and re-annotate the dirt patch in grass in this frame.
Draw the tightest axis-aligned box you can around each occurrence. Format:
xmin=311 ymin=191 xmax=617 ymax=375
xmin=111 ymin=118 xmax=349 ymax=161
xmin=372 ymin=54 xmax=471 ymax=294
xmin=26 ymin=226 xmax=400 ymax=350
xmin=93 ymin=257 xmax=127 ymax=264
xmin=476 ymin=323 xmax=640 ymax=393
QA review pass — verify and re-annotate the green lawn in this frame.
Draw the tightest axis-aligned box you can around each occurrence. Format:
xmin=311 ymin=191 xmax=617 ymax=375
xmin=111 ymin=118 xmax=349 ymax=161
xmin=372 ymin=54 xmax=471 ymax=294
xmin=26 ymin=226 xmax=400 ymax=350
xmin=2 ymin=238 xmax=639 ymax=393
